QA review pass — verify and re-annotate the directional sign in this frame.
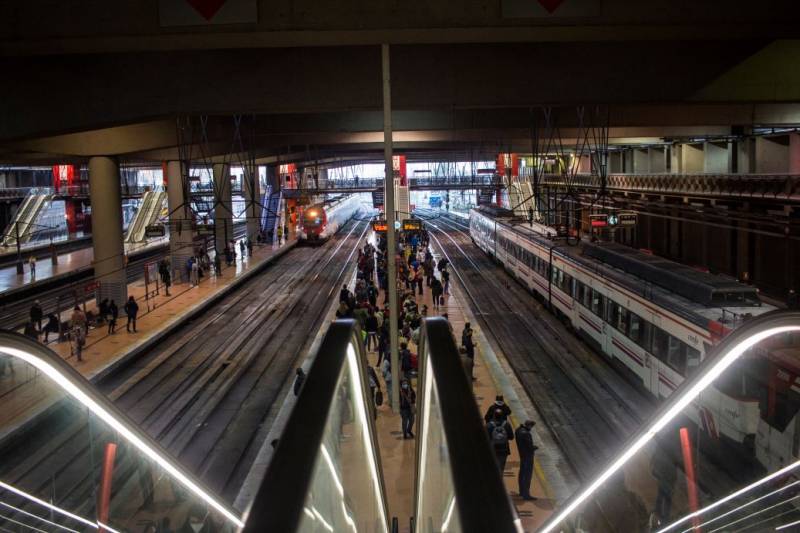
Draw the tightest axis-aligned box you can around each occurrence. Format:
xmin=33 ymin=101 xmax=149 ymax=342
xmin=372 ymin=220 xmax=388 ymax=232
xmin=372 ymin=189 xmax=385 ymax=208
xmin=619 ymin=212 xmax=638 ymax=227
xmin=589 ymin=214 xmax=609 ymax=228
xmin=402 ymin=219 xmax=423 ymax=232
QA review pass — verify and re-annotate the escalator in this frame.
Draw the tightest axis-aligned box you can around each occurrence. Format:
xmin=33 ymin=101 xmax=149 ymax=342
xmin=1 ymin=193 xmax=51 ymax=247
xmin=124 ymin=190 xmax=166 ymax=243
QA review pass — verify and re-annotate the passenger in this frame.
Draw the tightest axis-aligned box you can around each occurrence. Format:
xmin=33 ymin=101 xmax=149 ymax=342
xmin=339 ymin=284 xmax=351 ymax=303
xmin=484 ymin=395 xmax=512 ymax=424
xmin=365 ymin=310 xmax=379 ymax=352
xmin=437 ymin=257 xmax=449 ymax=273
xmin=367 ymin=365 xmax=381 ymax=419
xmin=246 ymin=239 xmax=253 ymax=256
xmin=98 ymin=298 xmax=110 ymax=323
xmin=28 ymin=255 xmax=36 ymax=278
xmin=108 ymin=300 xmax=119 ymax=334
xmin=415 ymin=266 xmax=424 ymax=295
xmin=381 ymin=356 xmax=392 ymax=402
xmin=293 ymin=368 xmax=306 ymax=396
xmin=515 ymin=420 xmax=539 ymax=501
xmin=487 ymin=408 xmax=514 ymax=473
xmin=30 ymin=300 xmax=43 ymax=332
xmin=461 ymin=322 xmax=475 ymax=361
xmin=431 ymin=277 xmax=443 ymax=310
xmin=400 ymin=342 xmax=413 ymax=379
xmin=124 ymin=296 xmax=139 ymax=333
xmin=43 ymin=314 xmax=60 ymax=342
xmin=23 ymin=321 xmax=38 ymax=340
xmin=71 ymin=305 xmax=86 ymax=333
xmin=442 ymin=267 xmax=450 ymax=295
xmin=399 ymin=379 xmax=416 ymax=439
xmin=191 ymin=259 xmax=199 ymax=286
xmin=335 ymin=301 xmax=351 ymax=319
xmin=239 ymin=239 xmax=246 ymax=258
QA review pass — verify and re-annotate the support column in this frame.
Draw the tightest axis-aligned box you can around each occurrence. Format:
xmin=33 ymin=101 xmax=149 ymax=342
xmin=88 ymin=156 xmax=127 ymax=307
xmin=166 ymin=160 xmax=195 ymax=283
xmin=244 ymin=162 xmax=262 ymax=241
xmin=633 ymin=148 xmax=649 ymax=173
xmin=737 ymin=138 xmax=756 ymax=173
xmin=213 ymin=163 xmax=233 ymax=253
xmin=382 ymin=43 xmax=400 ymax=412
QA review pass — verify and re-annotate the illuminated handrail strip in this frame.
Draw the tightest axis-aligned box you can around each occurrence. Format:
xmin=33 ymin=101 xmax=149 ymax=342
xmin=0 ymin=332 xmax=243 ymax=530
xmin=539 ymin=311 xmax=800 ymax=533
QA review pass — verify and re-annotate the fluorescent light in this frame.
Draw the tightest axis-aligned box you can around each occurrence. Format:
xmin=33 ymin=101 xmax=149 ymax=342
xmin=776 ymin=518 xmax=800 ymax=530
xmin=0 ymin=342 xmax=244 ymax=529
xmin=540 ymin=323 xmax=800 ymax=533
xmin=707 ymin=494 xmax=800 ymax=533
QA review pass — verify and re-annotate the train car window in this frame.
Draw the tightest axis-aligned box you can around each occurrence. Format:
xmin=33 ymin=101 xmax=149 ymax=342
xmin=583 ymin=285 xmax=592 ymax=309
xmin=627 ymin=313 xmax=646 ymax=348
xmin=608 ymin=301 xmax=620 ymax=330
xmin=591 ymin=290 xmax=605 ymax=319
xmin=685 ymin=345 xmax=701 ymax=376
xmin=666 ymin=336 xmax=687 ymax=375
xmin=562 ymin=273 xmax=573 ymax=295
xmin=576 ymin=282 xmax=586 ymax=304
xmin=651 ymin=327 xmax=669 ymax=361
xmin=618 ymin=307 xmax=630 ymax=336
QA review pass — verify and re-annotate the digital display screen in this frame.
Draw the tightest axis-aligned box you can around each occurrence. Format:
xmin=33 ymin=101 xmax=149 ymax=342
xmin=372 ymin=221 xmax=388 ymax=232
xmin=402 ymin=219 xmax=422 ymax=231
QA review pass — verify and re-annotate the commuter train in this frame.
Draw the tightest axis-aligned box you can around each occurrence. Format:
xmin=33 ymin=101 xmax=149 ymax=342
xmin=469 ymin=206 xmax=800 ymax=471
xmin=299 ymin=194 xmax=362 ymax=242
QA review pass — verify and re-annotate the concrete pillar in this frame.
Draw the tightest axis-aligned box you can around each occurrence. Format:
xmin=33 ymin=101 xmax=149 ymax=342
xmin=623 ymin=149 xmax=634 ymax=173
xmin=791 ymin=133 xmax=800 ymax=174
xmin=704 ymin=141 xmax=729 ymax=173
xmin=648 ymin=147 xmax=666 ymax=173
xmin=213 ymin=163 xmax=233 ymax=253
xmin=88 ymin=156 xmax=127 ymax=307
xmin=609 ymin=152 xmax=623 ymax=173
xmin=633 ymin=148 xmax=649 ymax=173
xmin=737 ymin=138 xmax=756 ymax=173
xmin=756 ymin=135 xmax=791 ymax=173
xmin=243 ymin=161 xmax=262 ymax=240
xmin=681 ymin=144 xmax=705 ymax=173
xmin=671 ymin=144 xmax=683 ymax=173
xmin=166 ymin=160 xmax=195 ymax=283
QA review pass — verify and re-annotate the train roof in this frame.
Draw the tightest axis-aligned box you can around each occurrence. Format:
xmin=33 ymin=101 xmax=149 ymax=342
xmin=471 ymin=207 xmax=774 ymax=331
xmin=581 ymin=242 xmax=759 ymax=307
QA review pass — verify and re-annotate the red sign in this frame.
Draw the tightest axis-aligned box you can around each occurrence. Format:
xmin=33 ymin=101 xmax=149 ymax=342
xmin=85 ymin=281 xmax=100 ymax=293
xmin=590 ymin=214 xmax=609 ymax=228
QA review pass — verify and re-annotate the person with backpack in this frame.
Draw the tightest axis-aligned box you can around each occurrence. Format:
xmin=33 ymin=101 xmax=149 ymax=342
xmin=431 ymin=277 xmax=443 ymax=310
xmin=515 ymin=420 xmax=539 ymax=501
xmin=487 ymin=408 xmax=514 ymax=473
xmin=399 ymin=379 xmax=416 ymax=439
xmin=484 ymin=395 xmax=512 ymax=423
xmin=30 ymin=300 xmax=43 ymax=332
xmin=124 ymin=296 xmax=139 ymax=333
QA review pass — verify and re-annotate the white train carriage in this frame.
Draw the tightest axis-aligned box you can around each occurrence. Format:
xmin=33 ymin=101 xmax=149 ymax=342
xmin=469 ymin=206 xmax=786 ymax=461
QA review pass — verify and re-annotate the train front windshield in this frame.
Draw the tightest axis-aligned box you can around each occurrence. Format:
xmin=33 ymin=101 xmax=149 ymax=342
xmin=304 ymin=208 xmax=323 ymax=228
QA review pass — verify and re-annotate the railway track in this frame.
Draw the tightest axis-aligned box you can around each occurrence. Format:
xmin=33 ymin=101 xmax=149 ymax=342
xmin=0 ymin=218 xmax=368 ymax=526
xmin=419 ymin=211 xmax=650 ymax=480
xmin=419 ymin=210 xmax=743 ymax=525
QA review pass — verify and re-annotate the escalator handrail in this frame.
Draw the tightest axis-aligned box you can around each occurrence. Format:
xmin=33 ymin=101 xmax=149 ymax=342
xmin=415 ymin=317 xmax=519 ymax=533
xmin=240 ymin=319 xmax=389 ymax=532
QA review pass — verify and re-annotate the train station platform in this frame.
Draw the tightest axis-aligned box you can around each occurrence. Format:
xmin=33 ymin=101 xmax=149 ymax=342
xmin=0 ymin=237 xmax=295 ymax=444
xmin=0 ymin=236 xmax=167 ymax=294
xmin=360 ymin=236 xmax=552 ymax=531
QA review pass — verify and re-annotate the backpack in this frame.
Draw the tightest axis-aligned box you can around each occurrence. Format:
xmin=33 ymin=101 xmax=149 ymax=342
xmin=489 ymin=423 xmax=507 ymax=451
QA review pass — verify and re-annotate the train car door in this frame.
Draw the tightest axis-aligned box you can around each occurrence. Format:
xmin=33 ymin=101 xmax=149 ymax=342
xmin=646 ymin=314 xmax=663 ymax=396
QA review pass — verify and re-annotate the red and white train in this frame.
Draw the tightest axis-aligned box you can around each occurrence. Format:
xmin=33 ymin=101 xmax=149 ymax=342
xmin=470 ymin=206 xmax=800 ymax=471
xmin=299 ymin=195 xmax=362 ymax=242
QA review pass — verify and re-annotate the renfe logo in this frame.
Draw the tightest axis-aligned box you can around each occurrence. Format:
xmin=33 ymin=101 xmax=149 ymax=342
xmin=185 ymin=0 xmax=228 ymax=20
xmin=159 ymin=0 xmax=257 ymax=26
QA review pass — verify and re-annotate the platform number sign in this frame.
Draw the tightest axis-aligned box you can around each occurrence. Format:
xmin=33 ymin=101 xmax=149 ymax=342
xmin=589 ymin=214 xmax=609 ymax=228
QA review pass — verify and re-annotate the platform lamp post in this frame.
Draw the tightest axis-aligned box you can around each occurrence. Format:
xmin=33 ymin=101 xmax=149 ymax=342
xmin=382 ymin=43 xmax=400 ymax=412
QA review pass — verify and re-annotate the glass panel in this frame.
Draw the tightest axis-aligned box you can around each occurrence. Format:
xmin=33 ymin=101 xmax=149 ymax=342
xmin=547 ymin=318 xmax=800 ymax=533
xmin=296 ymin=343 xmax=388 ymax=533
xmin=0 ymin=339 xmax=239 ymax=533
xmin=416 ymin=353 xmax=461 ymax=533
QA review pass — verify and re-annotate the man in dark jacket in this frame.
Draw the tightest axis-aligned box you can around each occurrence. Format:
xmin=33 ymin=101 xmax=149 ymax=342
xmin=487 ymin=408 xmax=514 ymax=473
xmin=124 ymin=296 xmax=139 ymax=333
xmin=484 ymin=395 xmax=512 ymax=423
xmin=515 ymin=420 xmax=539 ymax=500
xmin=339 ymin=284 xmax=351 ymax=303
xmin=30 ymin=300 xmax=43 ymax=332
